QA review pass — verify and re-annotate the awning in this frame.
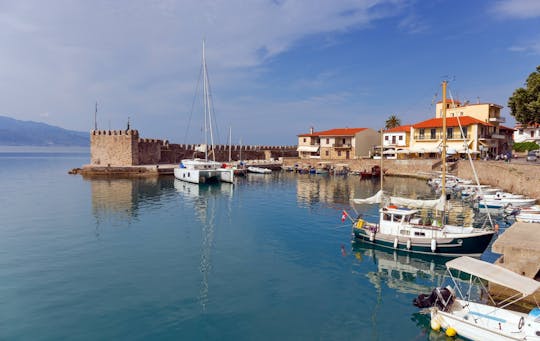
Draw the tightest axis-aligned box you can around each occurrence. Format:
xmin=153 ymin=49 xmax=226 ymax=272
xmin=409 ymin=146 xmax=441 ymax=153
xmin=446 ymin=256 xmax=540 ymax=297
xmin=297 ymin=145 xmax=319 ymax=152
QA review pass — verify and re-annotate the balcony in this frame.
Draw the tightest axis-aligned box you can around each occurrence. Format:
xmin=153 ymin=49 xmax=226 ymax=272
xmin=491 ymin=134 xmax=506 ymax=139
xmin=489 ymin=117 xmax=506 ymax=123
xmin=333 ymin=144 xmax=352 ymax=149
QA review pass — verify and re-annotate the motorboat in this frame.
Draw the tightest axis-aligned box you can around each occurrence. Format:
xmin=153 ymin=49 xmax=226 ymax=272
xmin=247 ymin=166 xmax=272 ymax=174
xmin=414 ymin=256 xmax=540 ymax=340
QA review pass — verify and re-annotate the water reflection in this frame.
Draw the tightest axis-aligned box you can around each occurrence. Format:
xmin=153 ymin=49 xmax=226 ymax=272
xmin=88 ymin=176 xmax=176 ymax=236
xmin=174 ymin=180 xmax=234 ymax=311
xmin=352 ymin=241 xmax=448 ymax=294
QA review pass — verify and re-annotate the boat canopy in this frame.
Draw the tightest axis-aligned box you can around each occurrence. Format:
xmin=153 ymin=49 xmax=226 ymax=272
xmin=446 ymin=256 xmax=540 ymax=297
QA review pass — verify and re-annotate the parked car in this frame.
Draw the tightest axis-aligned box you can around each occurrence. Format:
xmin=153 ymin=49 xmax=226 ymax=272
xmin=526 ymin=151 xmax=538 ymax=162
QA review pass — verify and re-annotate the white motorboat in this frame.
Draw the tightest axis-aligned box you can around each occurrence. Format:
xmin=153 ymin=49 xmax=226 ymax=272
xmin=247 ymin=166 xmax=272 ymax=174
xmin=414 ymin=256 xmax=540 ymax=341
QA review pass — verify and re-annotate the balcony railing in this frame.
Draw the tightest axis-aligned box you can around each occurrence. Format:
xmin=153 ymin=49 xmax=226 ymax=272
xmin=489 ymin=117 xmax=506 ymax=123
xmin=333 ymin=144 xmax=352 ymax=149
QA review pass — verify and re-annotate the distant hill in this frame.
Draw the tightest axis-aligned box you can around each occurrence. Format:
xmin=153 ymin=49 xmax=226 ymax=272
xmin=0 ymin=115 xmax=89 ymax=146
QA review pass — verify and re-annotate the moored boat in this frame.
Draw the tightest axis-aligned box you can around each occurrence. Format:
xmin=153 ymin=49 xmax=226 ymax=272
xmin=247 ymin=166 xmax=272 ymax=174
xmin=414 ymin=256 xmax=540 ymax=341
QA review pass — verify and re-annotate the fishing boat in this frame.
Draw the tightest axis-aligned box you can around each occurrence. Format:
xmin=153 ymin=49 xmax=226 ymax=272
xmin=247 ymin=166 xmax=272 ymax=174
xmin=414 ymin=256 xmax=540 ymax=340
xmin=351 ymin=81 xmax=495 ymax=256
xmin=174 ymin=41 xmax=233 ymax=184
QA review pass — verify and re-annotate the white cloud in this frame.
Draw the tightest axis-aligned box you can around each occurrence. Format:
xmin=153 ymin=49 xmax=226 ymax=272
xmin=0 ymin=0 xmax=409 ymax=141
xmin=508 ymin=37 xmax=540 ymax=55
xmin=492 ymin=0 xmax=540 ymax=19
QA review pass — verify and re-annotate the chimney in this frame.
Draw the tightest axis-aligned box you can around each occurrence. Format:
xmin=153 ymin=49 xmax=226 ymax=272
xmin=309 ymin=126 xmax=314 ymax=134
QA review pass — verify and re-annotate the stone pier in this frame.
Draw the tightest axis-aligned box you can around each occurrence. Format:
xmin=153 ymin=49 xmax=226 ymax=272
xmin=489 ymin=222 xmax=540 ymax=307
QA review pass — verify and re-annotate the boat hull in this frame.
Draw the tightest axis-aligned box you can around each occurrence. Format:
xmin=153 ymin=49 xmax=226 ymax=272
xmin=352 ymin=227 xmax=494 ymax=257
xmin=431 ymin=300 xmax=539 ymax=341
xmin=174 ymin=168 xmax=234 ymax=184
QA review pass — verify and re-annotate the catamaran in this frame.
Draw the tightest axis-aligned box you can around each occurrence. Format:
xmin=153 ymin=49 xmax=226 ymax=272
xmin=350 ymin=81 xmax=495 ymax=256
xmin=174 ymin=41 xmax=233 ymax=184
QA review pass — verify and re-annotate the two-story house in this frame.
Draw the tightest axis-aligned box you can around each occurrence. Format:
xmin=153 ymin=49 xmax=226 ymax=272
xmin=409 ymin=116 xmax=496 ymax=158
xmin=383 ymin=125 xmax=412 ymax=159
xmin=297 ymin=127 xmax=379 ymax=160
xmin=513 ymin=123 xmax=540 ymax=145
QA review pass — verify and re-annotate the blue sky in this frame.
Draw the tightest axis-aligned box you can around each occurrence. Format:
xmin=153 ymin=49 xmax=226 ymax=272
xmin=1 ymin=0 xmax=539 ymax=145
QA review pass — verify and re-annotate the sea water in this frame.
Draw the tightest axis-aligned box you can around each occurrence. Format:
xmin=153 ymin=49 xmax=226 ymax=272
xmin=0 ymin=149 xmax=503 ymax=340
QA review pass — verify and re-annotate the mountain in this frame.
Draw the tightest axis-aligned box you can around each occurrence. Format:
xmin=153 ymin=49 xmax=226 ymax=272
xmin=0 ymin=115 xmax=89 ymax=146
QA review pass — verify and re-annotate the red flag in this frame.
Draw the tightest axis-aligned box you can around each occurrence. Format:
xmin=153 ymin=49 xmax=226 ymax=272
xmin=341 ymin=210 xmax=347 ymax=222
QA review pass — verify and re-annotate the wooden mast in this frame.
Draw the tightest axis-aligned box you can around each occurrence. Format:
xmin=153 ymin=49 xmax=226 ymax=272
xmin=441 ymin=81 xmax=447 ymax=200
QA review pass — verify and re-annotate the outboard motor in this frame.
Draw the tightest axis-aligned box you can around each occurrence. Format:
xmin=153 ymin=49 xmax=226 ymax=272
xmin=413 ymin=287 xmax=455 ymax=312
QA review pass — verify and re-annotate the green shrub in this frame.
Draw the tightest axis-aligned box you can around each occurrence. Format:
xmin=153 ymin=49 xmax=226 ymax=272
xmin=513 ymin=141 xmax=540 ymax=152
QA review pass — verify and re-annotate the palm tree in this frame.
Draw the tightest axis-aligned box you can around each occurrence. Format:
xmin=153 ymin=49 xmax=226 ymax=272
xmin=385 ymin=114 xmax=401 ymax=129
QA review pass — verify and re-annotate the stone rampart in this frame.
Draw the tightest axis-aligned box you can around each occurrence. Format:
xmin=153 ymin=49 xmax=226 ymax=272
xmin=89 ymin=130 xmax=298 ymax=166
xmin=91 ymin=130 xmax=139 ymax=166
xmin=457 ymin=160 xmax=540 ymax=199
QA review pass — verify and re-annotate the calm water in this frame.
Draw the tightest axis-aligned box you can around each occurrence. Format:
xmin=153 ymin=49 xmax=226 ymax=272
xmin=0 ymin=150 xmax=504 ymax=340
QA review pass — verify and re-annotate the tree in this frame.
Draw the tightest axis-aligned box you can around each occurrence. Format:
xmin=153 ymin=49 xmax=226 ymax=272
xmin=385 ymin=114 xmax=401 ymax=129
xmin=508 ymin=65 xmax=540 ymax=125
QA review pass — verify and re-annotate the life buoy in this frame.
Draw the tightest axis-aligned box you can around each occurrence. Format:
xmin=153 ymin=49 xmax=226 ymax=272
xmin=388 ymin=205 xmax=398 ymax=209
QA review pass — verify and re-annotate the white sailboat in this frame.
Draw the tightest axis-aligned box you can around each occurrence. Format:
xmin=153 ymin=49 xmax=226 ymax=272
xmin=351 ymin=81 xmax=495 ymax=256
xmin=174 ymin=41 xmax=234 ymax=184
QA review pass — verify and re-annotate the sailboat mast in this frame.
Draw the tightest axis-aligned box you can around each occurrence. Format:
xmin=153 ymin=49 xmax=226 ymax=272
xmin=228 ymin=126 xmax=232 ymax=162
xmin=441 ymin=81 xmax=448 ymax=201
xmin=380 ymin=128 xmax=383 ymax=191
xmin=202 ymin=40 xmax=209 ymax=161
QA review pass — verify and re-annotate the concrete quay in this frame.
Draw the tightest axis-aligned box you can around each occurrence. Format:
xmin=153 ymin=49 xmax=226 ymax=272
xmin=490 ymin=221 xmax=540 ymax=308
xmin=72 ymin=160 xmax=284 ymax=177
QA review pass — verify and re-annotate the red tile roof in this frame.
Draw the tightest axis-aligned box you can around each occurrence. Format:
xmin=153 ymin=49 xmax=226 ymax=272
xmin=298 ymin=127 xmax=368 ymax=137
xmin=413 ymin=116 xmax=492 ymax=129
xmin=385 ymin=125 xmax=412 ymax=133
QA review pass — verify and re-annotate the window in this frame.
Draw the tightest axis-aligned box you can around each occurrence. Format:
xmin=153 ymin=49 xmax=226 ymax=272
xmin=383 ymin=213 xmax=391 ymax=221
xmin=430 ymin=129 xmax=436 ymax=139
xmin=419 ymin=129 xmax=425 ymax=139
xmin=447 ymin=127 xmax=453 ymax=139
xmin=519 ymin=129 xmax=523 ymax=135
xmin=461 ymin=127 xmax=468 ymax=138
xmin=326 ymin=138 xmax=329 ymax=144
xmin=303 ymin=138 xmax=306 ymax=142
xmin=385 ymin=136 xmax=389 ymax=140
xmin=325 ymin=150 xmax=329 ymax=156
xmin=343 ymin=138 xmax=346 ymax=144
xmin=398 ymin=135 xmax=403 ymax=140
xmin=337 ymin=151 xmax=341 ymax=157
xmin=532 ymin=131 xmax=535 ymax=138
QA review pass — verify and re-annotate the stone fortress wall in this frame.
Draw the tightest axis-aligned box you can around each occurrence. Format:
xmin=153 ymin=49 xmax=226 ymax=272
xmin=90 ymin=130 xmax=298 ymax=166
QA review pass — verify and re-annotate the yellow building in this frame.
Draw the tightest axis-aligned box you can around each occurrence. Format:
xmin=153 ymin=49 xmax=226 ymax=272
xmin=433 ymin=99 xmax=513 ymax=157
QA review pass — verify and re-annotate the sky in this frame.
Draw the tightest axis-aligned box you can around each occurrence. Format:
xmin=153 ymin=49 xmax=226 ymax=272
xmin=1 ymin=0 xmax=540 ymax=145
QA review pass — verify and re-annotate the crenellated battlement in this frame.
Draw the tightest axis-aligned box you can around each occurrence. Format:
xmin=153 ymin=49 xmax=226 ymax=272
xmin=91 ymin=129 xmax=139 ymax=137
xmin=90 ymin=130 xmax=298 ymax=166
